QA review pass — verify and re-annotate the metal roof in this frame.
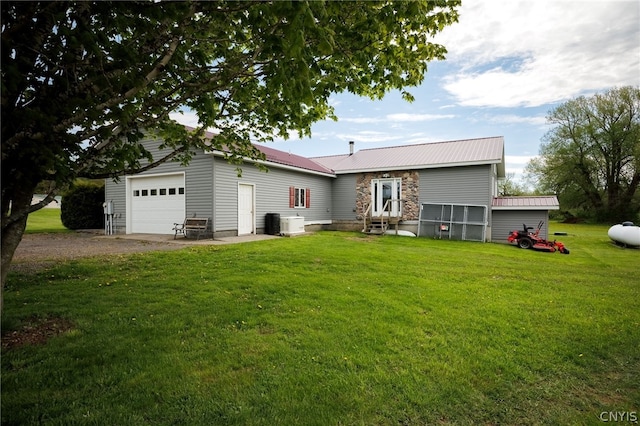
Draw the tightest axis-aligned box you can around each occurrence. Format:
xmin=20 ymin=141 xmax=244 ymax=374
xmin=191 ymin=126 xmax=504 ymax=177
xmin=492 ymin=196 xmax=560 ymax=210
xmin=308 ymin=154 xmax=351 ymax=171
xmin=311 ymin=137 xmax=505 ymax=175
xmin=193 ymin=127 xmax=334 ymax=176
xmin=254 ymin=144 xmax=335 ymax=176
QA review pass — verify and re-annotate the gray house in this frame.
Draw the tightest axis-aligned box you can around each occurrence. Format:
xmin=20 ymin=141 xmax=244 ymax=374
xmin=105 ymin=132 xmax=335 ymax=238
xmin=104 ymin=133 xmax=559 ymax=242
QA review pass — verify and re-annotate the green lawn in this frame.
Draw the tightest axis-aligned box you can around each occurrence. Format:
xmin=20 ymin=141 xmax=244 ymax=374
xmin=24 ymin=208 xmax=70 ymax=234
xmin=2 ymin=225 xmax=639 ymax=425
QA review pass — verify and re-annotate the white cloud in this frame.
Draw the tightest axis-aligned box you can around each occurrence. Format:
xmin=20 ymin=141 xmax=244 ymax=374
xmin=487 ymin=114 xmax=547 ymax=126
xmin=341 ymin=117 xmax=380 ymax=124
xmin=386 ymin=113 xmax=456 ymax=122
xmin=505 ymin=155 xmax=538 ymax=181
xmin=338 ymin=131 xmax=404 ymax=144
xmin=437 ymin=1 xmax=640 ymax=107
xmin=328 ymin=96 xmax=342 ymax=107
xmin=505 ymin=155 xmax=536 ymax=166
xmin=341 ymin=113 xmax=455 ymax=124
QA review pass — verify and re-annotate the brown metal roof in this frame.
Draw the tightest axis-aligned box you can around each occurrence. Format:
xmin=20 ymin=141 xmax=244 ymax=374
xmin=192 ymin=126 xmax=334 ymax=176
xmin=312 ymin=137 xmax=505 ymax=174
xmin=492 ymin=196 xmax=560 ymax=210
xmin=254 ymin=144 xmax=335 ymax=175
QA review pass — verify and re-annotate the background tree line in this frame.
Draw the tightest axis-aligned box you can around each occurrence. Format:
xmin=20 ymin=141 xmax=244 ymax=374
xmin=505 ymin=86 xmax=639 ymax=224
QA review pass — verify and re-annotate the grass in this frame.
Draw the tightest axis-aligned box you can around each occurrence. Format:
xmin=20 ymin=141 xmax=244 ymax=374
xmin=2 ymin=224 xmax=639 ymax=425
xmin=24 ymin=208 xmax=70 ymax=234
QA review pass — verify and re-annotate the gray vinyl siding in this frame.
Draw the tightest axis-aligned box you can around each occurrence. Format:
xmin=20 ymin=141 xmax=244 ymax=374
xmin=331 ymin=174 xmax=358 ymax=220
xmin=491 ymin=210 xmax=550 ymax=242
xmin=104 ymin=135 xmax=214 ymax=233
xmin=419 ymin=165 xmax=492 ymax=222
xmin=213 ymin=157 xmax=333 ymax=234
xmin=212 ymin=157 xmax=238 ymax=232
xmin=104 ymin=176 xmax=127 ymax=234
xmin=183 ymin=153 xmax=214 ymax=222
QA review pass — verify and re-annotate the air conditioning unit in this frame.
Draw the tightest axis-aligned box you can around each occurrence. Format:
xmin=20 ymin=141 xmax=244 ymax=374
xmin=280 ymin=216 xmax=305 ymax=236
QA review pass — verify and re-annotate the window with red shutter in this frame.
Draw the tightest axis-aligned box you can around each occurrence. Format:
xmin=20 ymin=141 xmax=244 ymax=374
xmin=291 ymin=187 xmax=308 ymax=208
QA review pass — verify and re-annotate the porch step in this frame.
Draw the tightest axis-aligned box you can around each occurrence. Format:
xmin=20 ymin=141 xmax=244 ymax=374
xmin=364 ymin=220 xmax=388 ymax=234
xmin=365 ymin=227 xmax=386 ymax=235
xmin=361 ymin=204 xmax=402 ymax=235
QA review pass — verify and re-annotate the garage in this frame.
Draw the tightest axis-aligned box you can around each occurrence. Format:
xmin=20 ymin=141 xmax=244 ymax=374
xmin=128 ymin=173 xmax=185 ymax=234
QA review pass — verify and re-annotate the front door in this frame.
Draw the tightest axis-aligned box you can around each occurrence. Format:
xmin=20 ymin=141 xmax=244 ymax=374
xmin=238 ymin=183 xmax=255 ymax=235
xmin=372 ymin=178 xmax=402 ymax=216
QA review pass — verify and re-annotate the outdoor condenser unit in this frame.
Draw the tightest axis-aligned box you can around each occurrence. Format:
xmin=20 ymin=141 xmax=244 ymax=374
xmin=280 ymin=216 xmax=305 ymax=236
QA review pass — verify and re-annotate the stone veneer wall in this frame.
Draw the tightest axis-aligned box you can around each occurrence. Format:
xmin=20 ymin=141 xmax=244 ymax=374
xmin=355 ymin=170 xmax=420 ymax=220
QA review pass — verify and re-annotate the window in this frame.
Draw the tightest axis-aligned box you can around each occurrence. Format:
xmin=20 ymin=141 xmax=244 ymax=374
xmin=159 ymin=188 xmax=167 ymax=195
xmin=141 ymin=189 xmax=148 ymax=196
xmin=169 ymin=188 xmax=176 ymax=195
xmin=133 ymin=190 xmax=140 ymax=197
xmin=289 ymin=186 xmax=310 ymax=208
xmin=150 ymin=189 xmax=157 ymax=196
xmin=178 ymin=187 xmax=185 ymax=195
xmin=295 ymin=188 xmax=305 ymax=208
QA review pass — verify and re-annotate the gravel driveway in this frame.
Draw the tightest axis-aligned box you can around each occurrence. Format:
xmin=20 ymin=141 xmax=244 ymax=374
xmin=10 ymin=232 xmax=185 ymax=273
xmin=10 ymin=231 xmax=281 ymax=274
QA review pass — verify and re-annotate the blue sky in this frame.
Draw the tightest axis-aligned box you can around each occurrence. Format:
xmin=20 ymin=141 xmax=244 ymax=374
xmin=173 ymin=0 xmax=640 ymax=182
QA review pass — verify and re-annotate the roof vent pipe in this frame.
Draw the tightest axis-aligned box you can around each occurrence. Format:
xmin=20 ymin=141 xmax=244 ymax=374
xmin=349 ymin=140 xmax=354 ymax=155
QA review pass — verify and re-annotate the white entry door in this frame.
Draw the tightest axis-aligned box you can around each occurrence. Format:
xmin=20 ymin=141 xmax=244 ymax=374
xmin=372 ymin=178 xmax=402 ymax=216
xmin=238 ymin=183 xmax=254 ymax=235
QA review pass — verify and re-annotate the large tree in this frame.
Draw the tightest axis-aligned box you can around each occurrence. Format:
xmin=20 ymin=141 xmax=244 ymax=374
xmin=1 ymin=1 xmax=460 ymax=308
xmin=526 ymin=86 xmax=640 ymax=222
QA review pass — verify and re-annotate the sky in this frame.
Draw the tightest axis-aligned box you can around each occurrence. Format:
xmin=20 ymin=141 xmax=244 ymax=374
xmin=172 ymin=0 xmax=640 ymax=182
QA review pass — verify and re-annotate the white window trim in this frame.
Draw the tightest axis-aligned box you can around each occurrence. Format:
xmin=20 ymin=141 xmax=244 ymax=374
xmin=294 ymin=187 xmax=306 ymax=208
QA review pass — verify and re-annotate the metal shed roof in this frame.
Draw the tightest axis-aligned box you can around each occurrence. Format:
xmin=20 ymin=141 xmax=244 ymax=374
xmin=492 ymin=196 xmax=560 ymax=210
xmin=312 ymin=137 xmax=505 ymax=175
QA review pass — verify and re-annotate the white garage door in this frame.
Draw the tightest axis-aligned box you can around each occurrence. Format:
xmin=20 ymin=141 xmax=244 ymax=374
xmin=130 ymin=174 xmax=185 ymax=234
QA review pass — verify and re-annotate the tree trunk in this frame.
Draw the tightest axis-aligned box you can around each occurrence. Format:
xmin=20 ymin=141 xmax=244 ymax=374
xmin=1 ymin=187 xmax=34 ymax=313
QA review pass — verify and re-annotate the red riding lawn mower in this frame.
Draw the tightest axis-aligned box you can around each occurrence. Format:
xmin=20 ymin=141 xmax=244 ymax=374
xmin=507 ymin=221 xmax=570 ymax=254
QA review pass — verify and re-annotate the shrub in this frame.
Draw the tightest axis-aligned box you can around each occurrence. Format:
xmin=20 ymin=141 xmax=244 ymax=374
xmin=61 ymin=182 xmax=105 ymax=230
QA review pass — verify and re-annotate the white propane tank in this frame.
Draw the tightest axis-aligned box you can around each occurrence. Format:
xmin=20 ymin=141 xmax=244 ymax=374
xmin=608 ymin=222 xmax=640 ymax=247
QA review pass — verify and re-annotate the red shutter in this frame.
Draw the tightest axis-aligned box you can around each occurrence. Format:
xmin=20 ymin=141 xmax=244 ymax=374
xmin=305 ymin=188 xmax=311 ymax=208
xmin=289 ymin=186 xmax=295 ymax=208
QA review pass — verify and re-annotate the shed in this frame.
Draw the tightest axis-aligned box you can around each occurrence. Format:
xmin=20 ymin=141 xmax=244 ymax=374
xmin=491 ymin=196 xmax=560 ymax=241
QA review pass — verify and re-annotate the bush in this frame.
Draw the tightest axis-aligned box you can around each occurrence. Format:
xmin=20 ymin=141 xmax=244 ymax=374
xmin=61 ymin=182 xmax=105 ymax=230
